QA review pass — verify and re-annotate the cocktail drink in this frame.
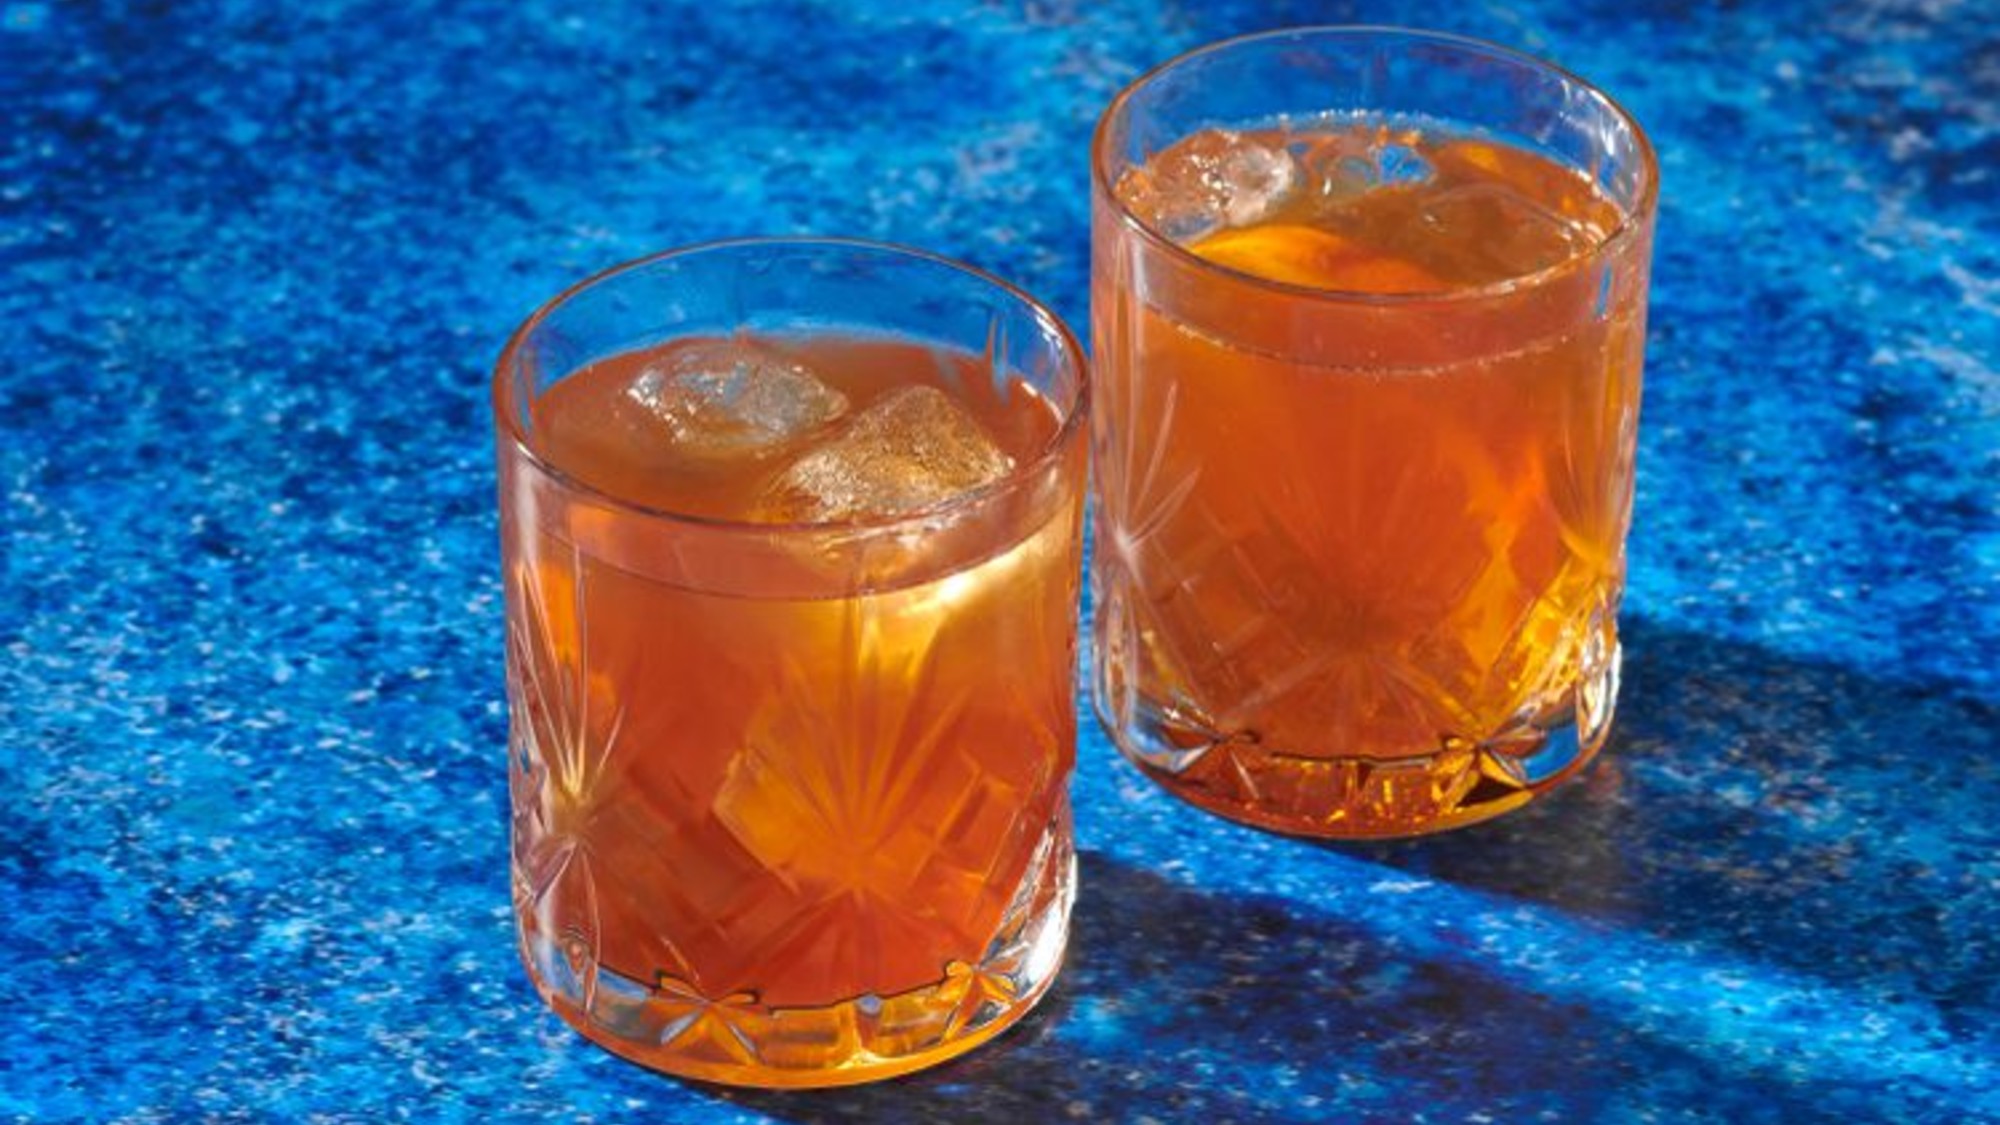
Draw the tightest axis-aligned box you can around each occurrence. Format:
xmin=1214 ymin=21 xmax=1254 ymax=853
xmin=1091 ymin=29 xmax=1658 ymax=837
xmin=494 ymin=241 xmax=1087 ymax=1086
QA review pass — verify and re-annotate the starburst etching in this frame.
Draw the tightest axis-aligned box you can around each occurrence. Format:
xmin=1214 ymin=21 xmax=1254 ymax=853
xmin=585 ymin=801 xmax=1075 ymax=1071
xmin=502 ymin=512 xmax=1077 ymax=1075
xmin=1547 ymin=313 xmax=1643 ymax=569
xmin=972 ymin=799 xmax=1072 ymax=971
xmin=649 ymin=974 xmax=763 ymax=1062
xmin=934 ymin=959 xmax=1018 ymax=1038
xmin=506 ymin=537 xmax=626 ymax=1013
xmin=1091 ymin=279 xmax=1210 ymax=759
xmin=706 ymin=589 xmax=1062 ymax=1005
xmin=1097 ymin=376 xmax=1202 ymax=583
xmin=506 ymin=540 xmax=627 ymax=801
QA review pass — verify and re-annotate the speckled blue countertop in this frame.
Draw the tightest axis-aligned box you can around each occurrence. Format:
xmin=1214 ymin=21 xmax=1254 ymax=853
xmin=4 ymin=0 xmax=1997 ymax=1121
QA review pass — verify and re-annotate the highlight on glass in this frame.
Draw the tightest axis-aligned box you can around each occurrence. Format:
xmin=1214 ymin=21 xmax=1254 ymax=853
xmin=1090 ymin=27 xmax=1659 ymax=837
xmin=493 ymin=239 xmax=1088 ymax=1086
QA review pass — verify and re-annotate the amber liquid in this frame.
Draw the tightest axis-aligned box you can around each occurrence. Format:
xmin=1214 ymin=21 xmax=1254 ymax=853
xmin=1094 ymin=122 xmax=1649 ymax=836
xmin=501 ymin=338 xmax=1080 ymax=1085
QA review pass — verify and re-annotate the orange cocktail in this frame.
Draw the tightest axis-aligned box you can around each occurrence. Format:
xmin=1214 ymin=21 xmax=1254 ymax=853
xmin=495 ymin=241 xmax=1086 ymax=1085
xmin=1091 ymin=29 xmax=1659 ymax=837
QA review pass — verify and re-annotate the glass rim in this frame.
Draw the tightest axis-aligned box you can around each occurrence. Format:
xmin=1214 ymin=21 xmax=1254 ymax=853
xmin=492 ymin=235 xmax=1090 ymax=535
xmin=1090 ymin=24 xmax=1661 ymax=308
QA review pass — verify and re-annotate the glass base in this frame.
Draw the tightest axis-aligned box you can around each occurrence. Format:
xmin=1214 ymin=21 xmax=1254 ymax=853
xmin=516 ymin=804 xmax=1075 ymax=1088
xmin=1099 ymin=647 xmax=1619 ymax=840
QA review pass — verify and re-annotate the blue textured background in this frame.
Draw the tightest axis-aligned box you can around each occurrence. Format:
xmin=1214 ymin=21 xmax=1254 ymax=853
xmin=4 ymin=1 xmax=1997 ymax=1121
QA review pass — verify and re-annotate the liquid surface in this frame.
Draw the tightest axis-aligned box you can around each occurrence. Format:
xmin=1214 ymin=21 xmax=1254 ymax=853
xmin=1095 ymin=120 xmax=1647 ymax=836
xmin=1117 ymin=117 xmax=1622 ymax=293
xmin=504 ymin=337 xmax=1081 ymax=1084
xmin=530 ymin=335 xmax=1055 ymax=523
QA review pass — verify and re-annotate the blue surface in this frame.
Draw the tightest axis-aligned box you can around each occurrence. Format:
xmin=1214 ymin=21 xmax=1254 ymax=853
xmin=3 ymin=1 xmax=1997 ymax=1121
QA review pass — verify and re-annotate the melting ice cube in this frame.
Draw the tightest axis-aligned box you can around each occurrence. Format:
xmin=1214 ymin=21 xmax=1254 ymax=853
xmin=1417 ymin=182 xmax=1593 ymax=279
xmin=1116 ymin=129 xmax=1298 ymax=243
xmin=625 ymin=339 xmax=848 ymax=457
xmin=763 ymin=385 xmax=1015 ymax=522
xmin=1297 ymin=132 xmax=1436 ymax=206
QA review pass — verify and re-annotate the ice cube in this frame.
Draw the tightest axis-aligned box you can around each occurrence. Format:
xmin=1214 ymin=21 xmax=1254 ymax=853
xmin=1375 ymin=143 xmax=1435 ymax=186
xmin=624 ymin=340 xmax=848 ymax=457
xmin=1116 ymin=129 xmax=1297 ymax=243
xmin=762 ymin=385 xmax=1015 ymax=521
xmin=1298 ymin=133 xmax=1435 ymax=205
xmin=1417 ymin=182 xmax=1593 ymax=279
